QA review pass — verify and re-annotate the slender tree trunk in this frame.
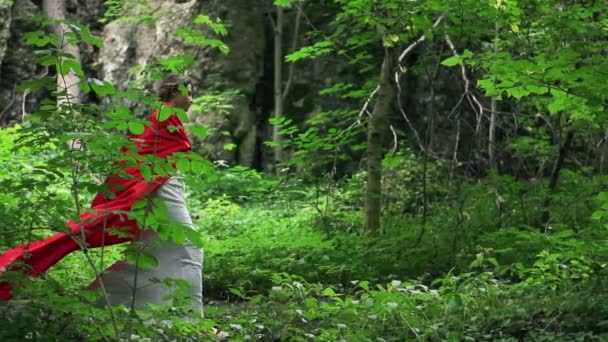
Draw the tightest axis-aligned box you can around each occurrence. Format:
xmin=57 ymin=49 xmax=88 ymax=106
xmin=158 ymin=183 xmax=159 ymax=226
xmin=365 ymin=48 xmax=395 ymax=235
xmin=272 ymin=5 xmax=284 ymax=170
xmin=43 ymin=0 xmax=81 ymax=153
xmin=489 ymin=97 xmax=497 ymax=168
xmin=488 ymin=22 xmax=498 ymax=171
xmin=43 ymin=0 xmax=81 ymax=108
xmin=540 ymin=129 xmax=575 ymax=227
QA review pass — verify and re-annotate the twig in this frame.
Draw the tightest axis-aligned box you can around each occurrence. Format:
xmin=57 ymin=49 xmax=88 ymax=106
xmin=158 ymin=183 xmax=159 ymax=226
xmin=358 ymin=85 xmax=380 ymax=120
xmin=443 ymin=31 xmax=484 ymax=133
xmin=268 ymin=6 xmax=276 ymax=31
xmin=292 ymin=1 xmax=317 ymax=32
xmin=21 ymin=90 xmax=29 ymax=122
xmin=389 ymin=124 xmax=398 ymax=155
xmin=446 ymin=93 xmax=466 ymax=119
xmin=394 ymin=16 xmax=446 ymax=152
xmin=449 ymin=112 xmax=462 ymax=185
xmin=282 ymin=4 xmax=303 ymax=101
xmin=0 ymin=84 xmax=16 ymax=121
xmin=398 ymin=16 xmax=446 ymax=63
xmin=20 ymin=67 xmax=50 ymax=122
xmin=394 ymin=70 xmax=424 ymax=151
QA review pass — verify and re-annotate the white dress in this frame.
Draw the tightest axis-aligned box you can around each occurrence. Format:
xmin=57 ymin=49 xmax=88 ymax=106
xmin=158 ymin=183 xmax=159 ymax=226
xmin=90 ymin=177 xmax=203 ymax=315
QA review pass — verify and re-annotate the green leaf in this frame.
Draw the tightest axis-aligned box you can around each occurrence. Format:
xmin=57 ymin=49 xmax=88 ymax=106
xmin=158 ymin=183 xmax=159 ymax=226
xmin=323 ymin=287 xmax=336 ymax=296
xmin=59 ymin=59 xmax=84 ymax=77
xmin=23 ymin=30 xmax=56 ymax=47
xmin=81 ymin=30 xmax=104 ymax=48
xmin=191 ymin=159 xmax=213 ymax=174
xmin=172 ymin=224 xmax=186 ymax=244
xmin=591 ymin=210 xmax=606 ymax=220
xmin=17 ymin=76 xmax=56 ymax=92
xmin=274 ymin=0 xmax=295 ymax=6
xmin=158 ymin=105 xmax=173 ymax=122
xmin=176 ymin=158 xmax=190 ymax=172
xmin=173 ymin=108 xmax=188 ymax=123
xmin=38 ymin=55 xmax=58 ymax=67
xmin=89 ymin=78 xmax=116 ymax=96
xmin=597 ymin=192 xmax=608 ymax=202
xmin=153 ymin=164 xmax=169 ymax=177
xmin=128 ymin=121 xmax=145 ymax=135
xmin=184 ymin=227 xmax=204 ymax=248
xmin=441 ymin=55 xmax=463 ymax=66
xmin=319 ymin=83 xmax=353 ymax=96
xmin=174 ymin=28 xmax=230 ymax=53
xmin=79 ymin=81 xmax=91 ymax=93
xmin=189 ymin=124 xmax=210 ymax=138
xmin=139 ymin=164 xmax=153 ymax=180
xmin=507 ymin=87 xmax=529 ymax=99
xmin=151 ymin=197 xmax=169 ymax=222
xmin=193 ymin=15 xmax=228 ymax=36
xmin=286 ymin=41 xmax=333 ymax=62
xmin=158 ymin=54 xmax=195 ymax=73
xmin=441 ymin=49 xmax=473 ymax=66
xmin=125 ymin=250 xmax=159 ymax=270
xmin=548 ymin=94 xmax=567 ymax=115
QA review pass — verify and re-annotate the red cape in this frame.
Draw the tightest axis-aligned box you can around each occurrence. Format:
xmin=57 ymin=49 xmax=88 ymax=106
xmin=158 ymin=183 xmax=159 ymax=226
xmin=0 ymin=104 xmax=191 ymax=300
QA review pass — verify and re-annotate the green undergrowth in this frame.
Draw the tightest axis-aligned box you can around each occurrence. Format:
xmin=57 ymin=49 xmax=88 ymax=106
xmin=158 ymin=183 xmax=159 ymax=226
xmin=3 ymin=155 xmax=608 ymax=340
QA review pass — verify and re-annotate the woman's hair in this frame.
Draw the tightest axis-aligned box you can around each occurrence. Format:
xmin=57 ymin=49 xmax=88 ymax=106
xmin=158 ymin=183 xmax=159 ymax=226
xmin=157 ymin=74 xmax=191 ymax=101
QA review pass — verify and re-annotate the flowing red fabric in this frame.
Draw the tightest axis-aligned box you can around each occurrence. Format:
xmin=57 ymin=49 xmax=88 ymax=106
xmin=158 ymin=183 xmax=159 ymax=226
xmin=0 ymin=104 xmax=191 ymax=300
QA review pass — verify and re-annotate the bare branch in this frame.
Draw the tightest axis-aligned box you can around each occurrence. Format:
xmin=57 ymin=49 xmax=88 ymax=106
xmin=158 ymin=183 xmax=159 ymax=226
xmin=283 ymin=5 xmax=303 ymax=101
xmin=394 ymin=71 xmax=424 ymax=151
xmin=389 ymin=124 xmax=398 ymax=154
xmin=393 ymin=16 xmax=445 ymax=152
xmin=22 ymin=89 xmax=30 ymax=122
xmin=449 ymin=114 xmax=462 ymax=185
xmin=444 ymin=31 xmax=484 ymax=133
xmin=398 ymin=16 xmax=446 ymax=63
xmin=0 ymin=84 xmax=16 ymax=122
xmin=358 ymin=85 xmax=380 ymax=121
xmin=447 ymin=93 xmax=466 ymax=119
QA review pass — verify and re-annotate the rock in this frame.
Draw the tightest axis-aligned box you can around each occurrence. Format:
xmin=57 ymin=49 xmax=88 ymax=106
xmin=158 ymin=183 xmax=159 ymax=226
xmin=0 ymin=1 xmax=12 ymax=79
xmin=0 ymin=0 xmax=354 ymax=171
xmin=0 ymin=0 xmax=39 ymax=124
xmin=98 ymin=0 xmax=266 ymax=167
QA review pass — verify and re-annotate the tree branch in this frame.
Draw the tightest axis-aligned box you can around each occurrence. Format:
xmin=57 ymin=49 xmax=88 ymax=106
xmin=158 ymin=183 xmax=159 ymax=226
xmin=443 ymin=31 xmax=484 ymax=133
xmin=394 ymin=16 xmax=446 ymax=152
xmin=282 ymin=4 xmax=303 ymax=101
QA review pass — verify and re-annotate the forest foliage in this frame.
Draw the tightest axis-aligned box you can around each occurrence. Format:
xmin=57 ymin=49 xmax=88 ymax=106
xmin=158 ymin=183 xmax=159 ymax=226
xmin=0 ymin=0 xmax=608 ymax=341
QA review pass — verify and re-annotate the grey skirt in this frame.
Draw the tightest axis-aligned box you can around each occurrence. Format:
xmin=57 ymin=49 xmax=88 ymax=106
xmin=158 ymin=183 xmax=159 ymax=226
xmin=91 ymin=177 xmax=203 ymax=314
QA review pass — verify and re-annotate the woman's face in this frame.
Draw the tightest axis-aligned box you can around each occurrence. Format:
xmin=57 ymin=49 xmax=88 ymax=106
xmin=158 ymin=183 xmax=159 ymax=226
xmin=170 ymin=83 xmax=193 ymax=111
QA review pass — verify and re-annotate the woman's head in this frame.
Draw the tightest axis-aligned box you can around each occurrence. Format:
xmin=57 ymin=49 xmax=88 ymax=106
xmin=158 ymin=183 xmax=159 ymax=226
xmin=158 ymin=74 xmax=193 ymax=111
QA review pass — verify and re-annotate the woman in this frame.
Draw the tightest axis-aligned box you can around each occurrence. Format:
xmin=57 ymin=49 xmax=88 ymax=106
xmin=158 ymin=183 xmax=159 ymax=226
xmin=0 ymin=74 xmax=203 ymax=314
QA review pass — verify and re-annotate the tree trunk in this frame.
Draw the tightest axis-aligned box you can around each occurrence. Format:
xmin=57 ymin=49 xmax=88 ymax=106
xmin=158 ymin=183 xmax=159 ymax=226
xmin=43 ymin=0 xmax=82 ymax=151
xmin=43 ymin=0 xmax=81 ymax=108
xmin=488 ymin=22 xmax=498 ymax=171
xmin=540 ymin=129 xmax=575 ymax=227
xmin=272 ymin=5 xmax=284 ymax=171
xmin=365 ymin=48 xmax=395 ymax=235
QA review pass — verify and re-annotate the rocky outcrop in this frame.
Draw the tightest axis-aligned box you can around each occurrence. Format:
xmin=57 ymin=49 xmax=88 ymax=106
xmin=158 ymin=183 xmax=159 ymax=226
xmin=98 ymin=0 xmax=266 ymax=167
xmin=0 ymin=1 xmax=12 ymax=79
xmin=0 ymin=0 xmax=39 ymax=124
xmin=100 ymin=1 xmax=198 ymax=89
xmin=0 ymin=0 xmax=105 ymax=124
xmin=0 ymin=0 xmax=353 ymax=170
xmin=194 ymin=0 xmax=266 ymax=168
